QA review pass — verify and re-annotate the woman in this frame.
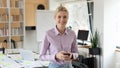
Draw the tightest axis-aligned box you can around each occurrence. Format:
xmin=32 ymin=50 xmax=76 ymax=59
xmin=40 ymin=5 xmax=78 ymax=68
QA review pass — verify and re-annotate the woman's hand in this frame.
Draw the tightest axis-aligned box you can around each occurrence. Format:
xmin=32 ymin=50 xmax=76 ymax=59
xmin=55 ymin=51 xmax=73 ymax=61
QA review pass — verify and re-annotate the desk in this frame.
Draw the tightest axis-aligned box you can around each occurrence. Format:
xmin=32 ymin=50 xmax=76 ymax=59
xmin=77 ymin=45 xmax=91 ymax=48
xmin=77 ymin=45 xmax=90 ymax=57
xmin=0 ymin=53 xmax=49 ymax=68
xmin=77 ymin=45 xmax=99 ymax=68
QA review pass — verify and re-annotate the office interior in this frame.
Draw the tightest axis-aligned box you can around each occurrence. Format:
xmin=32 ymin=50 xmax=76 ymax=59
xmin=0 ymin=0 xmax=120 ymax=68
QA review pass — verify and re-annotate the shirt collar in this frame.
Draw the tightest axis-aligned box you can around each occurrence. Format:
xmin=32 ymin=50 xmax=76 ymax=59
xmin=54 ymin=26 xmax=68 ymax=36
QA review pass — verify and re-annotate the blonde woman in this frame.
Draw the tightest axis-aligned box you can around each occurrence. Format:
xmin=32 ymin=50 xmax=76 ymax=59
xmin=40 ymin=5 xmax=78 ymax=68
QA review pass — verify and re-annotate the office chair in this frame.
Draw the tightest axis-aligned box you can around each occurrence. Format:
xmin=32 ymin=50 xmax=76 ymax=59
xmin=72 ymin=55 xmax=88 ymax=68
xmin=0 ymin=48 xmax=5 ymax=54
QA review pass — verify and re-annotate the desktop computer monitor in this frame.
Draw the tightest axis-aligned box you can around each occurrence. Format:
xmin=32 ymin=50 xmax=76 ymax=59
xmin=77 ymin=30 xmax=89 ymax=45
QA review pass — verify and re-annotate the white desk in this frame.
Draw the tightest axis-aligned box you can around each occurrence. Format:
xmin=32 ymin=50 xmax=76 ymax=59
xmin=0 ymin=53 xmax=49 ymax=68
xmin=77 ymin=45 xmax=90 ymax=57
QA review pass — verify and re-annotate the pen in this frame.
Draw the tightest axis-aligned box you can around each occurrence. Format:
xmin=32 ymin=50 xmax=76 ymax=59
xmin=8 ymin=56 xmax=22 ymax=65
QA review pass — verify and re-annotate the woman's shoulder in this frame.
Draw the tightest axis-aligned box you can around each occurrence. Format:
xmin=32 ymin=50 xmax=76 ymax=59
xmin=67 ymin=28 xmax=76 ymax=35
xmin=45 ymin=28 xmax=55 ymax=35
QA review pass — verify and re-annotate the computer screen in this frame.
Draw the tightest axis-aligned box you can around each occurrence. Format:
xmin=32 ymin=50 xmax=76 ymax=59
xmin=77 ymin=30 xmax=89 ymax=45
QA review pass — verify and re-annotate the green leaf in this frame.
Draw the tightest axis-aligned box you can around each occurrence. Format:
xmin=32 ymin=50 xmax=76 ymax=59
xmin=91 ymin=30 xmax=99 ymax=48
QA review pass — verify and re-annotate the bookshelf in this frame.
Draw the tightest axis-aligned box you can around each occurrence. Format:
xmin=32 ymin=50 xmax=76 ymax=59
xmin=0 ymin=0 xmax=25 ymax=49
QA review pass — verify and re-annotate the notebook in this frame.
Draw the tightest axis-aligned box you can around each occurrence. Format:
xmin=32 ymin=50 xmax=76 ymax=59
xmin=19 ymin=49 xmax=34 ymax=61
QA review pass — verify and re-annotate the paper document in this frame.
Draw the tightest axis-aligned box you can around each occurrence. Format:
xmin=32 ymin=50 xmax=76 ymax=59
xmin=20 ymin=49 xmax=34 ymax=61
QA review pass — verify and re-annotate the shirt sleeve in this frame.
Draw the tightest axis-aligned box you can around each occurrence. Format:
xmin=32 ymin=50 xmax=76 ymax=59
xmin=39 ymin=33 xmax=57 ymax=62
xmin=71 ymin=33 xmax=79 ymax=59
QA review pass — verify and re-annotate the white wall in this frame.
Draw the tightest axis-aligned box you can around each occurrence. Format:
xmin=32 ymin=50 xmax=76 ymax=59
xmin=94 ymin=0 xmax=120 ymax=68
xmin=104 ymin=0 xmax=120 ymax=68
xmin=24 ymin=30 xmax=39 ymax=52
xmin=94 ymin=0 xmax=104 ymax=68
xmin=49 ymin=0 xmax=59 ymax=10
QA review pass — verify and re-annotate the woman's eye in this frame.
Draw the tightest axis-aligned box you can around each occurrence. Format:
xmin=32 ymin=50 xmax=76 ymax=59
xmin=63 ymin=16 xmax=67 ymax=18
xmin=57 ymin=15 xmax=67 ymax=19
xmin=58 ymin=16 xmax=61 ymax=18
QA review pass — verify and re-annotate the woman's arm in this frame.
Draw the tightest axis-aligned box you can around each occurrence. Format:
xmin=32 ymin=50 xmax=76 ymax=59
xmin=39 ymin=33 xmax=56 ymax=62
xmin=71 ymin=34 xmax=79 ymax=60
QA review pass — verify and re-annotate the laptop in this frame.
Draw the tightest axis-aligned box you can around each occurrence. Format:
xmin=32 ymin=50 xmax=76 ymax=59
xmin=19 ymin=49 xmax=34 ymax=61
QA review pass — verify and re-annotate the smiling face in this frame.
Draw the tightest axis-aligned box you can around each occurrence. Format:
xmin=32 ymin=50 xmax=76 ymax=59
xmin=54 ymin=5 xmax=69 ymax=30
xmin=54 ymin=11 xmax=68 ymax=29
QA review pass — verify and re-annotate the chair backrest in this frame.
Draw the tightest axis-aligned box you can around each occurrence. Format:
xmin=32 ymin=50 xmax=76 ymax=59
xmin=72 ymin=55 xmax=88 ymax=68
xmin=0 ymin=48 xmax=5 ymax=54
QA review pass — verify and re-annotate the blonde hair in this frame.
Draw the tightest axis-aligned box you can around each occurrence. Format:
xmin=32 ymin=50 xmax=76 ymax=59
xmin=54 ymin=5 xmax=69 ymax=16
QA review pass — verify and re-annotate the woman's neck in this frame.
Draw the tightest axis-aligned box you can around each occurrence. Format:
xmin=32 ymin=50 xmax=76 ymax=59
xmin=57 ymin=26 xmax=66 ymax=34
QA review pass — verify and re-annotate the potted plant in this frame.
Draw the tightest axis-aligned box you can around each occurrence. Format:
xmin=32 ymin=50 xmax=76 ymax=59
xmin=89 ymin=30 xmax=101 ymax=55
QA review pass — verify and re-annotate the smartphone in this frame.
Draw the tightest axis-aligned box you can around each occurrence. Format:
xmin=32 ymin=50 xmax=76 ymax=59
xmin=63 ymin=53 xmax=70 ymax=56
